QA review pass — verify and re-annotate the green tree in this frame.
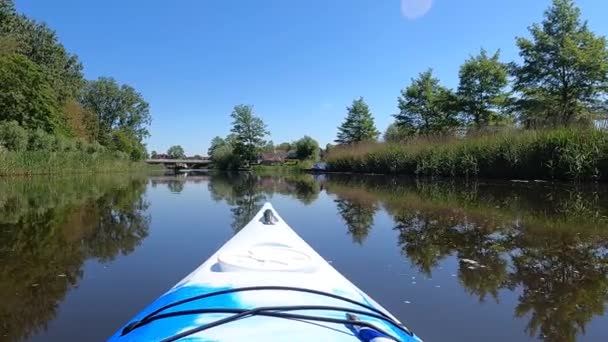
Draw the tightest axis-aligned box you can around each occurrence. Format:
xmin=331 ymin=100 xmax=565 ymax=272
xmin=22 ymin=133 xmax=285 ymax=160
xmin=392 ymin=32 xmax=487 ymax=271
xmin=150 ymin=150 xmax=157 ymax=159
xmin=229 ymin=104 xmax=269 ymax=165
xmin=208 ymin=136 xmax=226 ymax=158
xmin=396 ymin=69 xmax=460 ymax=136
xmin=383 ymin=123 xmax=409 ymax=143
xmin=80 ymin=77 xmax=151 ymax=146
xmin=111 ymin=129 xmax=146 ymax=161
xmin=211 ymin=143 xmax=241 ymax=170
xmin=275 ymin=142 xmax=292 ymax=151
xmin=513 ymin=0 xmax=608 ymax=127
xmin=0 ymin=54 xmax=61 ymax=132
xmin=458 ymin=49 xmax=510 ymax=128
xmin=295 ymin=135 xmax=320 ymax=161
xmin=335 ymin=97 xmax=380 ymax=144
xmin=262 ymin=140 xmax=275 ymax=152
xmin=0 ymin=0 xmax=84 ymax=101
xmin=167 ymin=145 xmax=185 ymax=159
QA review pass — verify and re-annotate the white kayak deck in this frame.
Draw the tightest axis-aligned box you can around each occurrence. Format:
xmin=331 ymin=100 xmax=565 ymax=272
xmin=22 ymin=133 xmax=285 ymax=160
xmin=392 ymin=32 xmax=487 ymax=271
xmin=109 ymin=203 xmax=421 ymax=342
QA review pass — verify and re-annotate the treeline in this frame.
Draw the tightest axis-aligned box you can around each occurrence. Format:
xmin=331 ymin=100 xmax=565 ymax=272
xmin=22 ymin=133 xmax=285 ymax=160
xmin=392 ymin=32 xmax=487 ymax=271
xmin=207 ymin=105 xmax=320 ymax=169
xmin=326 ymin=0 xmax=608 ymax=180
xmin=0 ymin=1 xmax=151 ymax=162
xmin=334 ymin=0 xmax=608 ymax=144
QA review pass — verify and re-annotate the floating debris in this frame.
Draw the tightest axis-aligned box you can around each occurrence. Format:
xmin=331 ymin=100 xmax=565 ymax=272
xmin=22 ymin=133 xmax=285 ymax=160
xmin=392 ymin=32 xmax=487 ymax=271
xmin=451 ymin=274 xmax=457 ymax=277
xmin=31 ymin=284 xmax=39 ymax=287
xmin=403 ymin=300 xmax=411 ymax=304
xmin=412 ymin=281 xmax=417 ymax=285
xmin=435 ymin=285 xmax=441 ymax=288
xmin=467 ymin=266 xmax=476 ymax=270
xmin=510 ymin=179 xmax=529 ymax=183
xmin=461 ymin=258 xmax=479 ymax=265
xmin=57 ymin=274 xmax=66 ymax=277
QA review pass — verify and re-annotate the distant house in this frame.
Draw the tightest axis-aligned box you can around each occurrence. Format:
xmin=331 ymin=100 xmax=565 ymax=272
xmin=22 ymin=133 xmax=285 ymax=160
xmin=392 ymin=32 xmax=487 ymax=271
xmin=260 ymin=151 xmax=288 ymax=165
xmin=152 ymin=153 xmax=170 ymax=159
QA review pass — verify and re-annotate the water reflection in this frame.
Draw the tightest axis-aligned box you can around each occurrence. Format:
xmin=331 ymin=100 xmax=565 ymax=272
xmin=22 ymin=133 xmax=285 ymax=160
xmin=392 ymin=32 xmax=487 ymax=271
xmin=208 ymin=173 xmax=321 ymax=232
xmin=0 ymin=176 xmax=149 ymax=341
xmin=3 ymin=172 xmax=608 ymax=341
xmin=204 ymin=173 xmax=608 ymax=341
xmin=324 ymin=176 xmax=608 ymax=342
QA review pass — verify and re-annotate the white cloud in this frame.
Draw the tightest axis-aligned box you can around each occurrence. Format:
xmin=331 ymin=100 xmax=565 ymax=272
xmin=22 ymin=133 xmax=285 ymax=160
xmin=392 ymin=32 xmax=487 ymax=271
xmin=401 ymin=0 xmax=433 ymax=20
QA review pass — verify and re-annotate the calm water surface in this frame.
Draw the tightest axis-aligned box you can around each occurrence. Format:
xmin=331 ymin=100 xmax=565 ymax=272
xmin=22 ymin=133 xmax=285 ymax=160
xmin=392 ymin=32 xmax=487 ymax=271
xmin=1 ymin=172 xmax=608 ymax=341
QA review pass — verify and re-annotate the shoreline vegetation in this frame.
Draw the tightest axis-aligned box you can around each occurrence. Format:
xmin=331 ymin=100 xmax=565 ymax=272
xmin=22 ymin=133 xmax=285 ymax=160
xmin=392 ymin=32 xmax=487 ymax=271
xmin=325 ymin=128 xmax=608 ymax=181
xmin=202 ymin=0 xmax=608 ymax=183
xmin=0 ymin=2 xmax=152 ymax=176
xmin=321 ymin=0 xmax=608 ymax=181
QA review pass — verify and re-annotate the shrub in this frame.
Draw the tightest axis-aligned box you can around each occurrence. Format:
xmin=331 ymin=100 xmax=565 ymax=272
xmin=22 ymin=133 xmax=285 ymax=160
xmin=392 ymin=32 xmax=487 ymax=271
xmin=27 ymin=129 xmax=54 ymax=151
xmin=0 ymin=121 xmax=28 ymax=151
xmin=295 ymin=136 xmax=320 ymax=161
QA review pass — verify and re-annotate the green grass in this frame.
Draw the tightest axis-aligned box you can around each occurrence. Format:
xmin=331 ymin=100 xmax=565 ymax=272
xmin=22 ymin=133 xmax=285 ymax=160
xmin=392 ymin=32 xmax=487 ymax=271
xmin=326 ymin=128 xmax=608 ymax=181
xmin=0 ymin=150 xmax=158 ymax=176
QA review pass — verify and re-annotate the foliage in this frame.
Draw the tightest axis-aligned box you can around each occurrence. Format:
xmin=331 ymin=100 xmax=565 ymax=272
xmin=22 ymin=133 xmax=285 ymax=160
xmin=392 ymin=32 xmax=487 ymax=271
xmin=0 ymin=2 xmax=152 ymax=165
xmin=229 ymin=104 xmax=269 ymax=165
xmin=0 ymin=53 xmax=62 ymax=132
xmin=457 ymin=49 xmax=510 ymax=128
xmin=396 ymin=69 xmax=460 ymax=136
xmin=276 ymin=142 xmax=292 ymax=151
xmin=0 ymin=120 xmax=28 ymax=151
xmin=167 ymin=145 xmax=185 ymax=159
xmin=80 ymin=77 xmax=151 ymax=146
xmin=335 ymin=97 xmax=380 ymax=144
xmin=0 ymin=0 xmax=84 ymax=101
xmin=208 ymin=136 xmax=226 ymax=157
xmin=294 ymin=135 xmax=319 ymax=161
xmin=326 ymin=128 xmax=608 ymax=181
xmin=512 ymin=0 xmax=608 ymax=128
xmin=262 ymin=140 xmax=275 ymax=152
xmin=111 ymin=129 xmax=146 ymax=161
xmin=211 ymin=144 xmax=242 ymax=170
xmin=150 ymin=150 xmax=157 ymax=158
xmin=61 ymin=98 xmax=94 ymax=141
xmin=27 ymin=128 xmax=54 ymax=151
xmin=383 ymin=123 xmax=410 ymax=143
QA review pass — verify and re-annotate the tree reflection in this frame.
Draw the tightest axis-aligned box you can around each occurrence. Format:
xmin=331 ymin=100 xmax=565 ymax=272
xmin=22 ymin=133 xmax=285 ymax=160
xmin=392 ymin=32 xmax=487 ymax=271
xmin=510 ymin=232 xmax=608 ymax=342
xmin=0 ymin=176 xmax=149 ymax=341
xmin=167 ymin=180 xmax=185 ymax=193
xmin=326 ymin=175 xmax=608 ymax=341
xmin=334 ymin=198 xmax=377 ymax=244
xmin=207 ymin=173 xmax=322 ymax=232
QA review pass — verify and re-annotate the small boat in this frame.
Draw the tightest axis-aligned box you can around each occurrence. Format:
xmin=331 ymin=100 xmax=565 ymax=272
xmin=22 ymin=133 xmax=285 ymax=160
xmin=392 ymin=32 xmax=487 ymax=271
xmin=109 ymin=203 xmax=422 ymax=342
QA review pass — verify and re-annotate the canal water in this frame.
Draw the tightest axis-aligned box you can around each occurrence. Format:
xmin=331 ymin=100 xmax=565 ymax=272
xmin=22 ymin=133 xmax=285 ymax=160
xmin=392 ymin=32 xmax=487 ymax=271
xmin=1 ymin=172 xmax=608 ymax=341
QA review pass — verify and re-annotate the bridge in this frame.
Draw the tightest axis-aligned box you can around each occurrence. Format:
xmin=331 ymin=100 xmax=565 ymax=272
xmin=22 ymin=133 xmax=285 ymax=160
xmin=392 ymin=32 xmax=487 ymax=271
xmin=145 ymin=158 xmax=212 ymax=169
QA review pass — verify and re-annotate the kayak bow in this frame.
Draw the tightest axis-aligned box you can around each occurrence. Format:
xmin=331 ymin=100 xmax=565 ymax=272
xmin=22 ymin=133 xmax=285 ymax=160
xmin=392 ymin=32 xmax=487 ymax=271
xmin=109 ymin=203 xmax=422 ymax=341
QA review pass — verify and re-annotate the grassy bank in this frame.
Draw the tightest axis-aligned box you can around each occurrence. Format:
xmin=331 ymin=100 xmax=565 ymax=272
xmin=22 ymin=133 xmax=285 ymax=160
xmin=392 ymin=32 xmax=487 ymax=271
xmin=326 ymin=128 xmax=608 ymax=181
xmin=0 ymin=150 xmax=156 ymax=176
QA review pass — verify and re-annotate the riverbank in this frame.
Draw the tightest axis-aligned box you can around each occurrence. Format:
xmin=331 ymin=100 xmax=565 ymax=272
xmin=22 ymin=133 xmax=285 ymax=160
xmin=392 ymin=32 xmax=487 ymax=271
xmin=326 ymin=128 xmax=608 ymax=181
xmin=250 ymin=161 xmax=314 ymax=175
xmin=0 ymin=151 xmax=158 ymax=176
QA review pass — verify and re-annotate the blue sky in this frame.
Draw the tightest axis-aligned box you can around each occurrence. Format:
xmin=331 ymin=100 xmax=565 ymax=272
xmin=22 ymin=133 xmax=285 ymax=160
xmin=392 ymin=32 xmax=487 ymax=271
xmin=16 ymin=0 xmax=608 ymax=155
